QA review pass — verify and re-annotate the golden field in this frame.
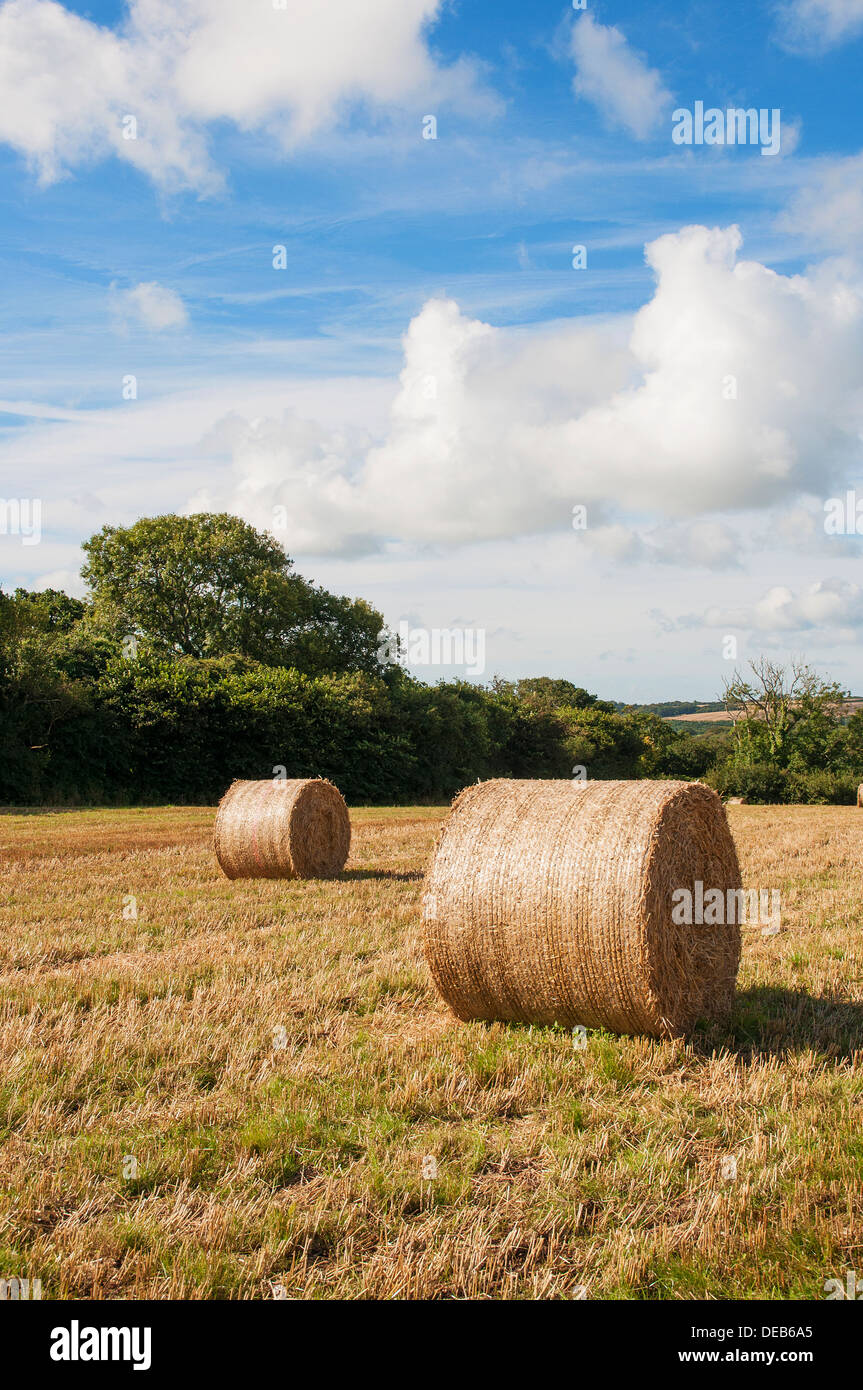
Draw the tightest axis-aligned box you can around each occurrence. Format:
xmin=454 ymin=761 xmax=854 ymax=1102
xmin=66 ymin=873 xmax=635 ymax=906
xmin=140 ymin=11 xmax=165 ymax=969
xmin=0 ymin=803 xmax=861 ymax=1300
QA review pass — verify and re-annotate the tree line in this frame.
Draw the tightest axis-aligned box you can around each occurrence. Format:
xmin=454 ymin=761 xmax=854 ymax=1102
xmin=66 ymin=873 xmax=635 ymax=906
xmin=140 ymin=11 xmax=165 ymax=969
xmin=1 ymin=513 xmax=861 ymax=805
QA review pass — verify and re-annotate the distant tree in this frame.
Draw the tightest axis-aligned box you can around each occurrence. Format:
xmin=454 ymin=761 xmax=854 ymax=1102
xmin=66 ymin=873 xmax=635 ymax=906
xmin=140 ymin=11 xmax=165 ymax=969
xmin=0 ymin=589 xmax=18 ymax=685
xmin=12 ymin=588 xmax=85 ymax=632
xmin=81 ymin=512 xmax=386 ymax=675
xmin=277 ymin=583 xmax=387 ymax=678
xmin=0 ymin=587 xmax=89 ymax=800
xmin=843 ymin=709 xmax=863 ymax=773
xmin=508 ymin=677 xmax=615 ymax=713
xmin=723 ymin=658 xmax=845 ymax=769
xmin=561 ymin=706 xmax=647 ymax=779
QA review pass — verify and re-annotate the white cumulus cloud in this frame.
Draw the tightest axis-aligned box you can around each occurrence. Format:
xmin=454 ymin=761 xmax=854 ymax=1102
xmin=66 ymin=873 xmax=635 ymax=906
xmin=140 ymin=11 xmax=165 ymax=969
xmin=0 ymin=0 xmax=492 ymax=190
xmin=192 ymin=224 xmax=863 ymax=557
xmin=114 ymin=281 xmax=189 ymax=331
xmin=701 ymin=577 xmax=863 ymax=638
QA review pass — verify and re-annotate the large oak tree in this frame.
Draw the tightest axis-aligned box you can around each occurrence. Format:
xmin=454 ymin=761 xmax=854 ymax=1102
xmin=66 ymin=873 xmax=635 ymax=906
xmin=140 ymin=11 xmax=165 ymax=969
xmin=81 ymin=512 xmax=386 ymax=675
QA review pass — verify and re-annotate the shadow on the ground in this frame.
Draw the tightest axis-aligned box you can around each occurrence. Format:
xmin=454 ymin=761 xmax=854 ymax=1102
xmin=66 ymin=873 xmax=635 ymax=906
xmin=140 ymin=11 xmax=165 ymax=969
xmin=695 ymin=984 xmax=863 ymax=1062
xmin=339 ymin=868 xmax=424 ymax=882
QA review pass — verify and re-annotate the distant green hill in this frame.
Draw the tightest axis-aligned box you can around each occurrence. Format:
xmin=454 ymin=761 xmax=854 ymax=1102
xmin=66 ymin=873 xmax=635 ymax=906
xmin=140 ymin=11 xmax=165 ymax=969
xmin=614 ymin=700 xmax=727 ymax=718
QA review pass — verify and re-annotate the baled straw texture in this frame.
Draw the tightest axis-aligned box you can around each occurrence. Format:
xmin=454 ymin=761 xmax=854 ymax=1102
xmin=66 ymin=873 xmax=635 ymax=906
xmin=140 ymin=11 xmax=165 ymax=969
xmin=423 ymin=779 xmax=741 ymax=1038
xmin=214 ymin=778 xmax=350 ymax=880
xmin=857 ymin=783 xmax=863 ymax=807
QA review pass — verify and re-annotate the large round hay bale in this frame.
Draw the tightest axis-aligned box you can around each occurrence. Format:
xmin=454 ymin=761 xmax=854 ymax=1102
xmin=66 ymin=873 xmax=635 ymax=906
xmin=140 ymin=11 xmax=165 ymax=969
xmin=857 ymin=783 xmax=863 ymax=807
xmin=422 ymin=779 xmax=741 ymax=1038
xmin=214 ymin=778 xmax=350 ymax=879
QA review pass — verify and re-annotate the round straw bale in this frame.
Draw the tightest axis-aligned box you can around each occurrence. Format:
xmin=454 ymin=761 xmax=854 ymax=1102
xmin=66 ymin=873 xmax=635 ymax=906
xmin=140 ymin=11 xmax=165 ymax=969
xmin=422 ymin=779 xmax=741 ymax=1038
xmin=214 ymin=778 xmax=350 ymax=879
xmin=857 ymin=783 xmax=863 ymax=807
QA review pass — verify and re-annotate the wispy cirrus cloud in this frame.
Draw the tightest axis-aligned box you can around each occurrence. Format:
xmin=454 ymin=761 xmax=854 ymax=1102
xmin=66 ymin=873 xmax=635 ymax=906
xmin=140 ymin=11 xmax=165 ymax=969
xmin=569 ymin=14 xmax=672 ymax=140
xmin=584 ymin=520 xmax=743 ymax=571
xmin=778 ymin=151 xmax=863 ymax=250
xmin=774 ymin=0 xmax=863 ymax=53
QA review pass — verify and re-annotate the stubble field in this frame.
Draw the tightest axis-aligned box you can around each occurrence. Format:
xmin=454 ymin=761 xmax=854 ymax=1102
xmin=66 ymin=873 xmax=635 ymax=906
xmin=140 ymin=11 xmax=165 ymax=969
xmin=1 ymin=803 xmax=861 ymax=1300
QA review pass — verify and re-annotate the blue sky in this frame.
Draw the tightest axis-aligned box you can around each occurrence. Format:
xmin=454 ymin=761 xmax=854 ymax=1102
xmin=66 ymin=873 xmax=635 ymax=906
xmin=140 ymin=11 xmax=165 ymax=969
xmin=1 ymin=1 xmax=862 ymax=700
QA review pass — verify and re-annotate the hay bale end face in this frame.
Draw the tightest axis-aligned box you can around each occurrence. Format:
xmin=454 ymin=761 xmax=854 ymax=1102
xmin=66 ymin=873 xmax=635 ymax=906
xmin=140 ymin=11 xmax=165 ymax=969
xmin=214 ymin=778 xmax=350 ymax=879
xmin=423 ymin=779 xmax=741 ymax=1038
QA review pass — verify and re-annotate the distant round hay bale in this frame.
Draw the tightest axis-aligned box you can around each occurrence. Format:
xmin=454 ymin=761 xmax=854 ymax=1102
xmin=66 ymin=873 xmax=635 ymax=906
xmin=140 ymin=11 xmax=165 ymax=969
xmin=422 ymin=779 xmax=741 ymax=1038
xmin=857 ymin=783 xmax=863 ymax=807
xmin=214 ymin=778 xmax=350 ymax=880
xmin=727 ymin=796 xmax=747 ymax=805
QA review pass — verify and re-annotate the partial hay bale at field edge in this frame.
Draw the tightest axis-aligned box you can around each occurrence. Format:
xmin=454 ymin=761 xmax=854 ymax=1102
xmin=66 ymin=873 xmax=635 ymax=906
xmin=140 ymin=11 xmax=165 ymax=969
xmin=857 ymin=783 xmax=863 ymax=807
xmin=727 ymin=796 xmax=747 ymax=805
xmin=214 ymin=777 xmax=350 ymax=880
xmin=423 ymin=779 xmax=741 ymax=1039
